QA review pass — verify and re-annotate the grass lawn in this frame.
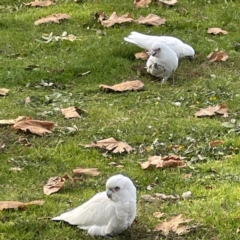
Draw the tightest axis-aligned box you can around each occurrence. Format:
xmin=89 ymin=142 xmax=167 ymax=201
xmin=1 ymin=0 xmax=240 ymax=239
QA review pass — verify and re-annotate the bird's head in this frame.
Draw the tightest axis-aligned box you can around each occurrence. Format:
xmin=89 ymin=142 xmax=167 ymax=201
xmin=182 ymin=44 xmax=195 ymax=59
xmin=106 ymin=174 xmax=136 ymax=202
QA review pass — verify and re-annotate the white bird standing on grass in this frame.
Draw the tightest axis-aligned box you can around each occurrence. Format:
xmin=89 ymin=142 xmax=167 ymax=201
xmin=52 ymin=174 xmax=136 ymax=237
xmin=146 ymin=42 xmax=178 ymax=83
xmin=124 ymin=31 xmax=195 ymax=59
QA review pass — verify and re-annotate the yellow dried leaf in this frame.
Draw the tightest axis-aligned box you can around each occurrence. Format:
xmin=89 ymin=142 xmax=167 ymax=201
xmin=99 ymin=80 xmax=144 ymax=92
xmin=61 ymin=106 xmax=81 ymax=119
xmin=207 ymin=28 xmax=228 ymax=35
xmin=100 ymin=12 xmax=133 ymax=27
xmin=13 ymin=117 xmax=54 ymax=136
xmin=134 ymin=0 xmax=152 ymax=8
xmin=194 ymin=104 xmax=228 ymax=117
xmin=34 ymin=13 xmax=71 ymax=25
xmin=73 ymin=168 xmax=100 ymax=176
xmin=24 ymin=0 xmax=55 ymax=7
xmin=207 ymin=50 xmax=229 ymax=62
xmin=135 ymin=51 xmax=149 ymax=60
xmin=83 ymin=137 xmax=133 ymax=153
xmin=135 ymin=14 xmax=166 ymax=26
xmin=0 ymin=200 xmax=44 ymax=210
xmin=43 ymin=176 xmax=65 ymax=195
xmin=0 ymin=88 xmax=9 ymax=96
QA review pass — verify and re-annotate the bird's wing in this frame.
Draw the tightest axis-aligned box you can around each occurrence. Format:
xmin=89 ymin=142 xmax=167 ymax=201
xmin=52 ymin=192 xmax=116 ymax=228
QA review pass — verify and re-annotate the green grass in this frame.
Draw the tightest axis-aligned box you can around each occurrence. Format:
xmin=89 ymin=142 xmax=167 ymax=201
xmin=1 ymin=0 xmax=240 ymax=239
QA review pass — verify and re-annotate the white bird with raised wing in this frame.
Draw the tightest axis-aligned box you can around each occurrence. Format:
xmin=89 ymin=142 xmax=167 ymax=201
xmin=124 ymin=31 xmax=195 ymax=59
xmin=52 ymin=174 xmax=136 ymax=237
xmin=146 ymin=42 xmax=178 ymax=83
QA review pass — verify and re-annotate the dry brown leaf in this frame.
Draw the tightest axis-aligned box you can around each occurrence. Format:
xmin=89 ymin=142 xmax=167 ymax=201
xmin=0 ymin=116 xmax=26 ymax=125
xmin=99 ymin=80 xmax=144 ymax=92
xmin=207 ymin=50 xmax=229 ymax=62
xmin=13 ymin=117 xmax=54 ymax=136
xmin=61 ymin=106 xmax=82 ymax=119
xmin=194 ymin=104 xmax=228 ymax=117
xmin=25 ymin=96 xmax=31 ymax=104
xmin=83 ymin=137 xmax=133 ymax=153
xmin=210 ymin=140 xmax=224 ymax=147
xmin=134 ymin=0 xmax=152 ymax=8
xmin=24 ymin=0 xmax=55 ymax=7
xmin=109 ymin=162 xmax=124 ymax=168
xmin=135 ymin=14 xmax=166 ymax=26
xmin=34 ymin=13 xmax=72 ymax=25
xmin=100 ymin=12 xmax=134 ymax=27
xmin=140 ymin=155 xmax=185 ymax=169
xmin=207 ymin=28 xmax=228 ymax=35
xmin=158 ymin=0 xmax=178 ymax=5
xmin=154 ymin=214 xmax=192 ymax=235
xmin=155 ymin=193 xmax=180 ymax=200
xmin=0 ymin=200 xmax=44 ymax=210
xmin=0 ymin=88 xmax=9 ymax=96
xmin=153 ymin=212 xmax=165 ymax=218
xmin=141 ymin=194 xmax=156 ymax=202
xmin=73 ymin=168 xmax=100 ymax=176
xmin=135 ymin=51 xmax=149 ymax=60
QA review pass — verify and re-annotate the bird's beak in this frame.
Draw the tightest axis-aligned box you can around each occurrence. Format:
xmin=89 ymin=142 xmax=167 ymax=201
xmin=152 ymin=49 xmax=157 ymax=56
xmin=107 ymin=189 xmax=113 ymax=199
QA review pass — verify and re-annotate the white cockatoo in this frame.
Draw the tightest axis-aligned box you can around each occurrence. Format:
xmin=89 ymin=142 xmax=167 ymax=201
xmin=52 ymin=174 xmax=136 ymax=237
xmin=146 ymin=42 xmax=178 ymax=83
xmin=124 ymin=31 xmax=195 ymax=59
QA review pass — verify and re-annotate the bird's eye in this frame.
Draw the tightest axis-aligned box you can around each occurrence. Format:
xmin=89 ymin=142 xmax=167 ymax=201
xmin=115 ymin=187 xmax=120 ymax=192
xmin=158 ymin=48 xmax=161 ymax=51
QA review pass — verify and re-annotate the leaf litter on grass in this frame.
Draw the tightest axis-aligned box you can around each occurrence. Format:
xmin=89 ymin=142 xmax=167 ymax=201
xmin=0 ymin=200 xmax=44 ymax=210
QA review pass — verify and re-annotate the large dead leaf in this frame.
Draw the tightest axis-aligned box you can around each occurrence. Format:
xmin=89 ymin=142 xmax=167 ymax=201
xmin=100 ymin=12 xmax=134 ymax=27
xmin=134 ymin=0 xmax=152 ymax=8
xmin=99 ymin=80 xmax=144 ymax=92
xmin=13 ymin=117 xmax=54 ymax=136
xmin=34 ymin=13 xmax=72 ymax=25
xmin=135 ymin=51 xmax=149 ymax=60
xmin=207 ymin=28 xmax=228 ymax=35
xmin=24 ymin=0 xmax=55 ymax=7
xmin=135 ymin=14 xmax=166 ymax=26
xmin=140 ymin=155 xmax=185 ymax=169
xmin=158 ymin=0 xmax=178 ymax=5
xmin=83 ymin=137 xmax=133 ymax=153
xmin=43 ymin=174 xmax=75 ymax=195
xmin=154 ymin=214 xmax=192 ymax=236
xmin=0 ymin=88 xmax=9 ymax=96
xmin=72 ymin=168 xmax=100 ymax=176
xmin=61 ymin=106 xmax=82 ymax=119
xmin=194 ymin=103 xmax=228 ymax=117
xmin=0 ymin=200 xmax=44 ymax=210
xmin=207 ymin=49 xmax=229 ymax=62
xmin=0 ymin=116 xmax=25 ymax=125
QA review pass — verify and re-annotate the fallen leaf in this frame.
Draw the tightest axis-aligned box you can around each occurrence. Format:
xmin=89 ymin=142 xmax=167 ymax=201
xmin=100 ymin=12 xmax=134 ymax=27
xmin=61 ymin=106 xmax=82 ymax=119
xmin=9 ymin=167 xmax=23 ymax=171
xmin=13 ymin=117 xmax=54 ymax=136
xmin=181 ymin=191 xmax=192 ymax=199
xmin=83 ymin=137 xmax=133 ymax=153
xmin=158 ymin=0 xmax=178 ymax=5
xmin=155 ymin=193 xmax=180 ymax=200
xmin=34 ymin=13 xmax=72 ymax=25
xmin=210 ymin=140 xmax=224 ymax=147
xmin=135 ymin=14 xmax=166 ymax=26
xmin=109 ymin=162 xmax=124 ymax=168
xmin=140 ymin=155 xmax=185 ymax=169
xmin=0 ymin=116 xmax=26 ymax=125
xmin=207 ymin=49 xmax=229 ymax=62
xmin=0 ymin=200 xmax=44 ymax=210
xmin=99 ymin=80 xmax=144 ymax=92
xmin=24 ymin=0 xmax=55 ymax=7
xmin=153 ymin=212 xmax=165 ymax=218
xmin=72 ymin=168 xmax=100 ymax=176
xmin=207 ymin=28 xmax=228 ymax=35
xmin=154 ymin=214 xmax=192 ymax=235
xmin=135 ymin=51 xmax=149 ymax=60
xmin=134 ymin=0 xmax=152 ymax=8
xmin=43 ymin=174 xmax=74 ymax=195
xmin=141 ymin=194 xmax=156 ymax=202
xmin=25 ymin=96 xmax=31 ymax=104
xmin=194 ymin=104 xmax=228 ymax=117
xmin=0 ymin=88 xmax=9 ymax=96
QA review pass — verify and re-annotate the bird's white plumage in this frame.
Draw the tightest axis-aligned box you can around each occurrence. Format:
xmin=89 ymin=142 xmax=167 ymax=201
xmin=124 ymin=31 xmax=195 ymax=59
xmin=146 ymin=42 xmax=178 ymax=82
xmin=52 ymin=174 xmax=136 ymax=237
